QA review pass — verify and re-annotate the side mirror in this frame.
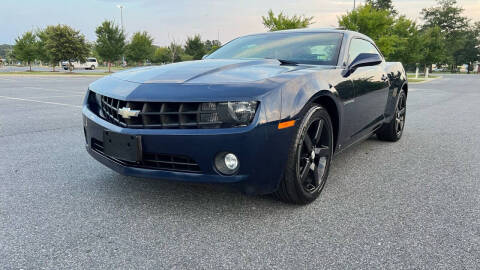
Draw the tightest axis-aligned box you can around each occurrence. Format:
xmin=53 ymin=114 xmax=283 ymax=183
xmin=343 ymin=53 xmax=382 ymax=76
xmin=202 ymin=54 xmax=209 ymax=60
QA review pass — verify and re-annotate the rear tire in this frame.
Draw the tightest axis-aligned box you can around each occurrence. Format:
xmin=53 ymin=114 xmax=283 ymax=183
xmin=377 ymin=89 xmax=407 ymax=142
xmin=274 ymin=105 xmax=334 ymax=204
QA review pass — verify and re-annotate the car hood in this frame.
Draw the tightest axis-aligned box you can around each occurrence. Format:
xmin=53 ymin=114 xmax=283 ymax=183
xmin=89 ymin=59 xmax=336 ymax=102
xmin=110 ymin=59 xmax=311 ymax=84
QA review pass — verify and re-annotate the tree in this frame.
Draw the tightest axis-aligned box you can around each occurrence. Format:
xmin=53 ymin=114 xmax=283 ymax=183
xmin=44 ymin=25 xmax=89 ymax=72
xmin=421 ymin=0 xmax=469 ymax=35
xmin=184 ymin=35 xmax=206 ymax=60
xmin=418 ymin=26 xmax=447 ymax=71
xmin=36 ymin=28 xmax=58 ymax=71
xmin=338 ymin=3 xmax=435 ymax=69
xmin=95 ymin=21 xmax=126 ymax=72
xmin=421 ymin=0 xmax=470 ymax=70
xmin=125 ymin=31 xmax=154 ymax=65
xmin=152 ymin=47 xmax=170 ymax=64
xmin=6 ymin=50 xmax=16 ymax=64
xmin=338 ymin=4 xmax=396 ymax=57
xmin=13 ymin=31 xmax=38 ymax=71
xmin=167 ymin=42 xmax=183 ymax=63
xmin=0 ymin=44 xmax=13 ymax=59
xmin=365 ymin=0 xmax=397 ymax=15
xmin=179 ymin=52 xmax=194 ymax=62
xmin=389 ymin=16 xmax=423 ymax=69
xmin=262 ymin=9 xmax=314 ymax=31
xmin=455 ymin=24 xmax=480 ymax=73
xmin=204 ymin=40 xmax=221 ymax=54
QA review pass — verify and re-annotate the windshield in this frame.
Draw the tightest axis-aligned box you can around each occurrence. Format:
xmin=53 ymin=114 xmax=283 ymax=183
xmin=207 ymin=32 xmax=343 ymax=66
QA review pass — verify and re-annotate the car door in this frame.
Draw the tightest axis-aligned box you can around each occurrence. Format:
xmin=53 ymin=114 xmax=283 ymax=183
xmin=346 ymin=38 xmax=389 ymax=139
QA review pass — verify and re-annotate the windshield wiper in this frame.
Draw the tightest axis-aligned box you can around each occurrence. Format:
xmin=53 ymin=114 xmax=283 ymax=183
xmin=264 ymin=58 xmax=298 ymax=66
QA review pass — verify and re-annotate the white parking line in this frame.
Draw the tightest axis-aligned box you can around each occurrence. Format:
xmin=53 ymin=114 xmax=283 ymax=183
xmin=0 ymin=95 xmax=81 ymax=108
xmin=22 ymin=86 xmax=85 ymax=94
xmin=0 ymin=77 xmax=18 ymax=82
xmin=409 ymin=88 xmax=433 ymax=92
xmin=27 ymin=94 xmax=85 ymax=99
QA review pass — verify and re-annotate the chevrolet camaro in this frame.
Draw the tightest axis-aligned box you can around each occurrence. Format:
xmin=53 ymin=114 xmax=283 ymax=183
xmin=83 ymin=29 xmax=407 ymax=204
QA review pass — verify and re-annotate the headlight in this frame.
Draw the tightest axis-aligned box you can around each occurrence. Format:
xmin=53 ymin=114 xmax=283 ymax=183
xmin=217 ymin=101 xmax=258 ymax=127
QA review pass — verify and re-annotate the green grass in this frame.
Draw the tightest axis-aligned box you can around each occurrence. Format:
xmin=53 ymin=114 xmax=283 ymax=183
xmin=407 ymin=74 xmax=439 ymax=79
xmin=408 ymin=78 xmax=426 ymax=83
xmin=0 ymin=71 xmax=110 ymax=76
xmin=431 ymin=71 xmax=478 ymax=75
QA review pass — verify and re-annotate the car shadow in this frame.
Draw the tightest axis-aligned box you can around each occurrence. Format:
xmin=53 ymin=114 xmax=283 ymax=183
xmin=96 ymin=170 xmax=302 ymax=215
xmin=94 ymin=134 xmax=392 ymax=215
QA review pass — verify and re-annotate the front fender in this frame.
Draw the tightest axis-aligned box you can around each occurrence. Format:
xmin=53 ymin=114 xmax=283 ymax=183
xmin=384 ymin=63 xmax=408 ymax=122
xmin=279 ymin=70 xmax=344 ymax=120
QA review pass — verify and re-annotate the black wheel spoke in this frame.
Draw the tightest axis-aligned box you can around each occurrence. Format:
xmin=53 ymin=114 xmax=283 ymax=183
xmin=294 ymin=110 xmax=334 ymax=195
xmin=300 ymin=160 xmax=312 ymax=183
xmin=312 ymin=164 xmax=321 ymax=186
xmin=313 ymin=120 xmax=324 ymax=143
xmin=303 ymin=135 xmax=313 ymax=152
xmin=314 ymin=146 xmax=330 ymax=157
xmin=397 ymin=96 xmax=404 ymax=110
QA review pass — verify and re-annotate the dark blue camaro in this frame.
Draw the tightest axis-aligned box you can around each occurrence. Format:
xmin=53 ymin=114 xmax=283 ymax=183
xmin=83 ymin=29 xmax=407 ymax=204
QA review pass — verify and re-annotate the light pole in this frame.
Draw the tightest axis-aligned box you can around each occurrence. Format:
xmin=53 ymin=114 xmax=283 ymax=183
xmin=117 ymin=5 xmax=125 ymax=65
xmin=353 ymin=0 xmax=356 ymax=10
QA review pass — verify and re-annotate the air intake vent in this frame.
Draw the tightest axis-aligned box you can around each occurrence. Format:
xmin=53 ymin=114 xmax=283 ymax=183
xmin=91 ymin=138 xmax=201 ymax=173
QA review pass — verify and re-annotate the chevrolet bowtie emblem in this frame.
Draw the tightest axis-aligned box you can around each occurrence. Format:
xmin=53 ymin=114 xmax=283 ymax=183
xmin=118 ymin=107 xmax=140 ymax=119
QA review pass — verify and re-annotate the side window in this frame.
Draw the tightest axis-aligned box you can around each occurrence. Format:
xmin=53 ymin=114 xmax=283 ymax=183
xmin=348 ymin=38 xmax=381 ymax=64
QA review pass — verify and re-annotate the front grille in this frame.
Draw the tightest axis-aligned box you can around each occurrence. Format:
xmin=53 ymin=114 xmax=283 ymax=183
xmin=91 ymin=138 xmax=202 ymax=173
xmin=97 ymin=94 xmax=222 ymax=129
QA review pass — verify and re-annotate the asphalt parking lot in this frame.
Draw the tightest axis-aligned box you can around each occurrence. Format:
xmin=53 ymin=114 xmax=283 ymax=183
xmin=0 ymin=65 xmax=111 ymax=73
xmin=1 ymin=74 xmax=479 ymax=268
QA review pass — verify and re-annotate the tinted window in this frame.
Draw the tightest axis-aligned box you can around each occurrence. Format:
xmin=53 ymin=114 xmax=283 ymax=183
xmin=348 ymin=38 xmax=381 ymax=64
xmin=87 ymin=58 xmax=96 ymax=62
xmin=207 ymin=33 xmax=343 ymax=65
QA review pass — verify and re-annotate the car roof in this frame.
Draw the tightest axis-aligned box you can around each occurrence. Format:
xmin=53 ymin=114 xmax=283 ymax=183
xmin=244 ymin=28 xmax=374 ymax=44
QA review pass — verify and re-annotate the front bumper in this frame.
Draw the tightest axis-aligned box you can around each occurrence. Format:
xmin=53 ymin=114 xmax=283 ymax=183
xmin=82 ymin=106 xmax=296 ymax=195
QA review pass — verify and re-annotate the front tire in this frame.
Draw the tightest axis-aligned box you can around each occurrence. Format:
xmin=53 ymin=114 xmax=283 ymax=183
xmin=274 ymin=105 xmax=334 ymax=204
xmin=90 ymin=65 xmax=95 ymax=70
xmin=377 ymin=89 xmax=407 ymax=142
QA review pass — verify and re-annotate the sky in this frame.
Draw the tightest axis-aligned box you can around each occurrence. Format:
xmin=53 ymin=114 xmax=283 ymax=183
xmin=1 ymin=0 xmax=479 ymax=46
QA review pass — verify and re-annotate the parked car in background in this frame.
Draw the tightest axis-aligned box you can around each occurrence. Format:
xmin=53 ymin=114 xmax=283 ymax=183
xmin=83 ymin=29 xmax=408 ymax=204
xmin=62 ymin=57 xmax=98 ymax=70
xmin=432 ymin=67 xmax=447 ymax=72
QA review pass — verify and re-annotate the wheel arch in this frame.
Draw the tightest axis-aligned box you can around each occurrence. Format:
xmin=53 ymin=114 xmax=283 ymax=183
xmin=401 ymin=82 xmax=408 ymax=96
xmin=308 ymin=93 xmax=341 ymax=153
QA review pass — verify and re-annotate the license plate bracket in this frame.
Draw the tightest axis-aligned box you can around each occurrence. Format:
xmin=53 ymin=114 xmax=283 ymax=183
xmin=103 ymin=131 xmax=141 ymax=162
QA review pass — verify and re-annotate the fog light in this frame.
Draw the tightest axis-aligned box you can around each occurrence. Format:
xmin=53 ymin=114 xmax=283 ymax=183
xmin=215 ymin=152 xmax=240 ymax=175
xmin=224 ymin=153 xmax=238 ymax=170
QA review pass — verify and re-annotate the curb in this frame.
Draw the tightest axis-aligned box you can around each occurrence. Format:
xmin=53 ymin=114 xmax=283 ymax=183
xmin=408 ymin=76 xmax=442 ymax=84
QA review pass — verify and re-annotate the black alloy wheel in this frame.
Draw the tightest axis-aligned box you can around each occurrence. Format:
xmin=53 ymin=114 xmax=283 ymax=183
xmin=274 ymin=105 xmax=334 ymax=204
xmin=377 ymin=89 xmax=407 ymax=142
xmin=395 ymin=92 xmax=406 ymax=137
xmin=296 ymin=117 xmax=331 ymax=193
